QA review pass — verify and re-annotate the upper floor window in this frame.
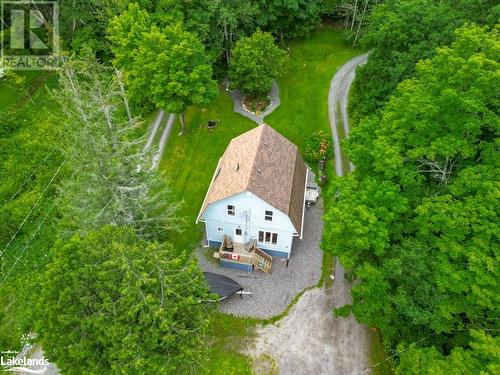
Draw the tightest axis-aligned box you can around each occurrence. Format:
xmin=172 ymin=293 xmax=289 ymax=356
xmin=227 ymin=205 xmax=235 ymax=216
xmin=265 ymin=210 xmax=273 ymax=221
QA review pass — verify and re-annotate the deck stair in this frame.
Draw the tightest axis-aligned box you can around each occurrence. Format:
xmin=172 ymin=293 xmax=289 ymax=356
xmin=218 ymin=236 xmax=273 ymax=273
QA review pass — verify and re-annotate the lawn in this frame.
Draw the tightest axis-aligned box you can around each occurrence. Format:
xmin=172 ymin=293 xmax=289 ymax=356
xmin=160 ymin=93 xmax=255 ymax=253
xmin=160 ymin=25 xmax=362 ymax=374
xmin=161 ymin=26 xmax=361 ymax=254
xmin=0 ymin=70 xmax=50 ymax=108
xmin=266 ymin=26 xmax=361 ymax=151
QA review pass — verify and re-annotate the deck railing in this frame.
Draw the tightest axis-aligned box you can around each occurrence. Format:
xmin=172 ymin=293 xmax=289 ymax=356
xmin=218 ymin=235 xmax=273 ymax=272
xmin=219 ymin=250 xmax=253 ymax=264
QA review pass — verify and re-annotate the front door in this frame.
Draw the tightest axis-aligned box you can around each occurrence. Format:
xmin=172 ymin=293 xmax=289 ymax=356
xmin=234 ymin=228 xmax=243 ymax=243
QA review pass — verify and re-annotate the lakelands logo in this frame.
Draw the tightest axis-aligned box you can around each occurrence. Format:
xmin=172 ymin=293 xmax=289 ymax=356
xmin=1 ymin=0 xmax=60 ymax=70
xmin=1 ymin=351 xmax=49 ymax=374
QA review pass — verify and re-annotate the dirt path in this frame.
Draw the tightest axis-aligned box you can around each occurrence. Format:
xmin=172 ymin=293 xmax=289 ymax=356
xmin=328 ymin=54 xmax=368 ymax=175
xmin=247 ymin=54 xmax=371 ymax=375
xmin=143 ymin=110 xmax=165 ymax=152
xmin=151 ymin=113 xmax=175 ymax=170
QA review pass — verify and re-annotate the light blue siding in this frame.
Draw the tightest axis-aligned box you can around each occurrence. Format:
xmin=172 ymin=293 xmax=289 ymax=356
xmin=220 ymin=260 xmax=253 ymax=271
xmin=259 ymin=247 xmax=289 ymax=259
xmin=208 ymin=240 xmax=222 ymax=249
xmin=200 ymin=191 xmax=297 ymax=258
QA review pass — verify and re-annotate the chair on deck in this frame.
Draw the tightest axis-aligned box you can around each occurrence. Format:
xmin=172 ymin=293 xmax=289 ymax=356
xmin=245 ymin=239 xmax=256 ymax=252
xmin=224 ymin=235 xmax=233 ymax=251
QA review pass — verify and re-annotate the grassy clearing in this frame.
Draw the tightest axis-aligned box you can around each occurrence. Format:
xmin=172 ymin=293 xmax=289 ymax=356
xmin=0 ymin=70 xmax=44 ymax=108
xmin=159 ymin=26 xmax=362 ymax=373
xmin=160 ymin=92 xmax=255 ymax=253
xmin=266 ymin=26 xmax=361 ymax=152
xmin=370 ymin=328 xmax=395 ymax=375
xmin=200 ymin=313 xmax=258 ymax=375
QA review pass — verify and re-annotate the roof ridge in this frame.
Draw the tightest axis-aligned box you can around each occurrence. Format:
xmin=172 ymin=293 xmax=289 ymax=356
xmin=246 ymin=126 xmax=264 ymax=190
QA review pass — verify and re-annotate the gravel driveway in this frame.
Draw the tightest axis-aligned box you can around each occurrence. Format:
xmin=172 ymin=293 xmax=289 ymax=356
xmin=328 ymin=54 xmax=368 ymax=176
xmin=246 ymin=54 xmax=372 ymax=375
xmin=197 ymin=195 xmax=323 ymax=319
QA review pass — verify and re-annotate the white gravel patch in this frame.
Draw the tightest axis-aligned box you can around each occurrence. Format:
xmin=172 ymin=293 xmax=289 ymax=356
xmin=198 ymin=198 xmax=324 ymax=319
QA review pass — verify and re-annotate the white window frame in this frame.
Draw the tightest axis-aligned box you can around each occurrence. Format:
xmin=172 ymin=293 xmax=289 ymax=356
xmin=258 ymin=231 xmax=278 ymax=246
xmin=264 ymin=210 xmax=273 ymax=221
xmin=227 ymin=205 xmax=235 ymax=216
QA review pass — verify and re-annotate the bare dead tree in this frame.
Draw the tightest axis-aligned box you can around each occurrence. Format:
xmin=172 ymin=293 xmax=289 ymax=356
xmin=353 ymin=0 xmax=369 ymax=46
xmin=417 ymin=156 xmax=459 ymax=187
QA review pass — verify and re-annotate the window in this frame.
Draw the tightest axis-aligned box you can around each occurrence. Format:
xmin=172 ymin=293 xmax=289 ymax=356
xmin=265 ymin=210 xmax=273 ymax=221
xmin=217 ymin=226 xmax=224 ymax=233
xmin=227 ymin=205 xmax=235 ymax=216
xmin=258 ymin=231 xmax=278 ymax=245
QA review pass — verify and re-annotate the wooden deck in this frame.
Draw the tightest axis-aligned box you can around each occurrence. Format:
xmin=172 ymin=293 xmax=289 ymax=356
xmin=218 ymin=235 xmax=273 ymax=273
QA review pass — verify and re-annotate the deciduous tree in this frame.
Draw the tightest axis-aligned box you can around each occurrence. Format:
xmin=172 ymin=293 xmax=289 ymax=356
xmin=108 ymin=4 xmax=217 ymax=132
xmin=229 ymin=29 xmax=287 ymax=97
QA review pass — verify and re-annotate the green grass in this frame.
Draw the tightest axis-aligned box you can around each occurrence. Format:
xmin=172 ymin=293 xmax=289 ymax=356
xmin=159 ymin=25 xmax=362 ymax=374
xmin=319 ymin=252 xmax=335 ymax=288
xmin=160 ymin=92 xmax=255 ymax=253
xmin=200 ymin=313 xmax=258 ymax=375
xmin=266 ymin=26 xmax=361 ymax=152
xmin=370 ymin=328 xmax=395 ymax=375
xmin=0 ymin=70 xmax=50 ymax=108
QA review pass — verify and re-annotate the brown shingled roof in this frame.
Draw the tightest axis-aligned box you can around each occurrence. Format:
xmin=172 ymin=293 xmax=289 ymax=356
xmin=198 ymin=124 xmax=307 ymax=235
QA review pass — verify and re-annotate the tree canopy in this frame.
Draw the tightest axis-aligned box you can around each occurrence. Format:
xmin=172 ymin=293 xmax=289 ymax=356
xmin=349 ymin=0 xmax=500 ymax=122
xmin=108 ymin=4 xmax=217 ymax=128
xmin=229 ymin=29 xmax=287 ymax=97
xmin=36 ymin=225 xmax=211 ymax=374
xmin=324 ymin=23 xmax=500 ymax=369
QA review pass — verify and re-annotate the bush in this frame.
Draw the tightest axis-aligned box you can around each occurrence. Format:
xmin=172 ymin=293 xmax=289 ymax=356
xmin=229 ymin=29 xmax=287 ymax=97
xmin=305 ymin=130 xmax=331 ymax=164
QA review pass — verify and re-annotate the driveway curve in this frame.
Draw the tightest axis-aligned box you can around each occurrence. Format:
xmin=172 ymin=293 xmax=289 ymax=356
xmin=248 ymin=54 xmax=371 ymax=375
xmin=328 ymin=54 xmax=369 ymax=175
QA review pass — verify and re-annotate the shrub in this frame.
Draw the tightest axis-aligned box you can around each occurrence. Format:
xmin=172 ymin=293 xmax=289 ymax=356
xmin=305 ymin=130 xmax=331 ymax=164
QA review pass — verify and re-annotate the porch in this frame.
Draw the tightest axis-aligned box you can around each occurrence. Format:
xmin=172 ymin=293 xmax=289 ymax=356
xmin=215 ymin=235 xmax=273 ymax=273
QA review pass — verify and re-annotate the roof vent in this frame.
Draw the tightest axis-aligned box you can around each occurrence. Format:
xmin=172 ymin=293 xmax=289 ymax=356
xmin=264 ymin=142 xmax=268 ymax=147
xmin=236 ymin=162 xmax=240 ymax=171
xmin=257 ymin=168 xmax=262 ymax=174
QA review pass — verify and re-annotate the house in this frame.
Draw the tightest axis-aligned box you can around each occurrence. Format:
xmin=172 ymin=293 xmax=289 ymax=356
xmin=196 ymin=124 xmax=308 ymax=266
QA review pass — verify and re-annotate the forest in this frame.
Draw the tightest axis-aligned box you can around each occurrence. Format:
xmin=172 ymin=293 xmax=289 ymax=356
xmin=0 ymin=0 xmax=498 ymax=373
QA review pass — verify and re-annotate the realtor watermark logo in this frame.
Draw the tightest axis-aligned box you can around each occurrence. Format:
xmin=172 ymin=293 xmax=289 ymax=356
xmin=1 ymin=0 xmax=60 ymax=70
xmin=1 ymin=350 xmax=49 ymax=373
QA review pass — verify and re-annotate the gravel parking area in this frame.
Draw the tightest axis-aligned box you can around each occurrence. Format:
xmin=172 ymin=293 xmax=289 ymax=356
xmin=197 ymin=197 xmax=323 ymax=319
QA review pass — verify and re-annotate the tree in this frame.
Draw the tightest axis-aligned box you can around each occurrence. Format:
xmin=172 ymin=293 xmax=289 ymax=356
xmin=208 ymin=0 xmax=259 ymax=65
xmin=397 ymin=331 xmax=500 ymax=374
xmin=36 ymin=225 xmax=212 ymax=374
xmin=255 ymin=0 xmax=323 ymax=39
xmin=229 ymin=29 xmax=287 ymax=97
xmin=108 ymin=4 xmax=218 ymax=132
xmin=57 ymin=0 xmax=123 ymax=58
xmin=349 ymin=0 xmax=500 ymax=122
xmin=56 ymin=55 xmax=181 ymax=240
xmin=323 ymin=24 xmax=500 ymax=361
